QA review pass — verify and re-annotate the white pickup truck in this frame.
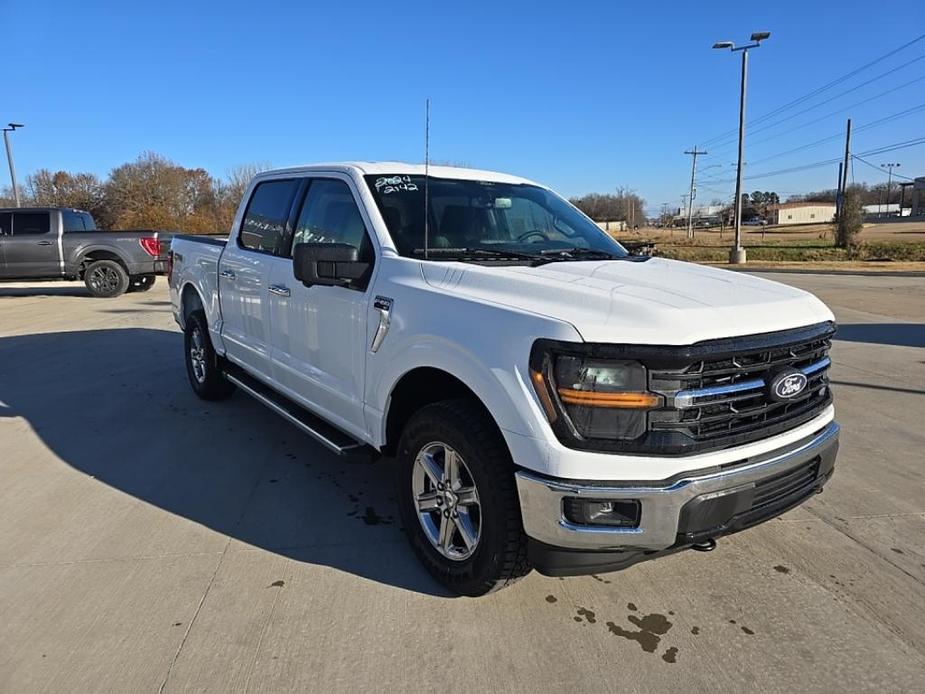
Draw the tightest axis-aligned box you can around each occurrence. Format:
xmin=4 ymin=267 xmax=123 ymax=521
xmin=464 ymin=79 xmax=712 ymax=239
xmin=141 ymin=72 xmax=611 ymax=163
xmin=169 ymin=162 xmax=839 ymax=596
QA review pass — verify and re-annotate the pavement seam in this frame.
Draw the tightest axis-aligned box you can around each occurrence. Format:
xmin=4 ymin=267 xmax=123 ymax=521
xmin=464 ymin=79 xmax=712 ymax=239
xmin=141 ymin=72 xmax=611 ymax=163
xmin=157 ymin=471 xmax=268 ymax=694
xmin=241 ymin=569 xmax=287 ymax=694
xmin=803 ymin=505 xmax=925 ymax=586
xmin=1 ymin=550 xmax=227 ymax=569
xmin=156 ymin=536 xmax=233 ymax=694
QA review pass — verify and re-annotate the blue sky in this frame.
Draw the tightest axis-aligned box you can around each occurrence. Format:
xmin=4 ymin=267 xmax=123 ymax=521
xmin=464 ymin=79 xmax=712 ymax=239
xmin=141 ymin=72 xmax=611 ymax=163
xmin=6 ymin=1 xmax=924 ymax=213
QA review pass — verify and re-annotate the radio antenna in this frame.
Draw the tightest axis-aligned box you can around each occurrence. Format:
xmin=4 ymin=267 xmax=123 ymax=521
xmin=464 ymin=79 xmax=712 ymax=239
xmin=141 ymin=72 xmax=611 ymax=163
xmin=424 ymin=97 xmax=430 ymax=260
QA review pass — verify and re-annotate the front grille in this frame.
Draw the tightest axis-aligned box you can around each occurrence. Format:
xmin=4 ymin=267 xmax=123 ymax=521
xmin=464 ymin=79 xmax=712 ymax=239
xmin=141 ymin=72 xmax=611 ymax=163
xmin=647 ymin=323 xmax=834 ymax=450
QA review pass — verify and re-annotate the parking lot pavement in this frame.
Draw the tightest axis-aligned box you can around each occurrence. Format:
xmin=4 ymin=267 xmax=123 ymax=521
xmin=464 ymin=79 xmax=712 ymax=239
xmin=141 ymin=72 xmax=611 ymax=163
xmin=0 ymin=274 xmax=923 ymax=693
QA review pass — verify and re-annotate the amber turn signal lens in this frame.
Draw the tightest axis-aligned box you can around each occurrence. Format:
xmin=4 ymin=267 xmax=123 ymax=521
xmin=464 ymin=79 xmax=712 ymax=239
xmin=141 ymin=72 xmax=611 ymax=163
xmin=530 ymin=369 xmax=558 ymax=422
xmin=556 ymin=389 xmax=659 ymax=409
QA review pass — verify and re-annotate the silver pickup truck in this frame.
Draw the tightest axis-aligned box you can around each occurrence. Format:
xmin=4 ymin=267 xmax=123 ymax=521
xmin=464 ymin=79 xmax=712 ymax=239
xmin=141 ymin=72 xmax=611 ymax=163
xmin=0 ymin=207 xmax=170 ymax=297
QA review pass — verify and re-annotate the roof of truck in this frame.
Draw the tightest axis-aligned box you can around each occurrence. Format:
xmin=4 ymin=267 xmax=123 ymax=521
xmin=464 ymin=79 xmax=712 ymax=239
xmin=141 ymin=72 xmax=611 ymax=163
xmin=257 ymin=162 xmax=542 ymax=187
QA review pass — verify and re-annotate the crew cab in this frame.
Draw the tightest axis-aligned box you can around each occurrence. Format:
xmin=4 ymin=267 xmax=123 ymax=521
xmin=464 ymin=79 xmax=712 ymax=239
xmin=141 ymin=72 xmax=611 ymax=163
xmin=0 ymin=207 xmax=170 ymax=296
xmin=169 ymin=162 xmax=839 ymax=596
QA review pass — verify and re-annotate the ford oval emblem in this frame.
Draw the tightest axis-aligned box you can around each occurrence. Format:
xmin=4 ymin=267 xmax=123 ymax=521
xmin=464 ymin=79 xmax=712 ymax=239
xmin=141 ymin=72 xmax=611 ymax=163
xmin=769 ymin=369 xmax=808 ymax=401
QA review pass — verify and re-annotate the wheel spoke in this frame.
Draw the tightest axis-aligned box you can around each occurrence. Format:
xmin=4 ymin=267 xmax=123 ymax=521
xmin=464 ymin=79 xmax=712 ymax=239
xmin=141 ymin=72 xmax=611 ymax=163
xmin=444 ymin=447 xmax=460 ymax=487
xmin=454 ymin=511 xmax=477 ymax=551
xmin=438 ymin=514 xmax=454 ymax=551
xmin=419 ymin=451 xmax=444 ymax=488
xmin=456 ymin=486 xmax=478 ymax=507
xmin=415 ymin=491 xmax=440 ymax=513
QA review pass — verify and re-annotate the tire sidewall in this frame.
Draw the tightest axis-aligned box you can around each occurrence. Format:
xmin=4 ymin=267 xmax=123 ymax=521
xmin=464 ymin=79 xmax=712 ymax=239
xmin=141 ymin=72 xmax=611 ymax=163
xmin=397 ymin=403 xmax=521 ymax=595
xmin=184 ymin=311 xmax=221 ymax=398
xmin=84 ymin=260 xmax=129 ymax=298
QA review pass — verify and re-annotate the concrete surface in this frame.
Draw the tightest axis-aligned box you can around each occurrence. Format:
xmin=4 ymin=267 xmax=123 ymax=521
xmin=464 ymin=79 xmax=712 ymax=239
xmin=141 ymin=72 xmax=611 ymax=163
xmin=0 ymin=274 xmax=923 ymax=693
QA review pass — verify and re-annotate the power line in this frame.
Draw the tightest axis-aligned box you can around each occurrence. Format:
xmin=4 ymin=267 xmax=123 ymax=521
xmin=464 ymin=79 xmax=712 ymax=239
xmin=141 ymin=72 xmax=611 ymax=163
xmin=851 ymin=154 xmax=915 ymax=180
xmin=705 ymin=136 xmax=925 ymax=183
xmin=744 ymin=103 xmax=925 ymax=167
xmin=699 ymin=32 xmax=925 ymax=146
xmin=706 ymin=73 xmax=925 ymax=159
xmin=703 ymin=52 xmax=925 ymax=152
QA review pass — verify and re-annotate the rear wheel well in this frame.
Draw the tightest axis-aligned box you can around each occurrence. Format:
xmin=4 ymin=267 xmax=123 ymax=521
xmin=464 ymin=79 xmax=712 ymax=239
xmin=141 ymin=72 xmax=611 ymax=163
xmin=382 ymin=367 xmax=499 ymax=457
xmin=80 ymin=251 xmax=128 ymax=277
xmin=180 ymin=284 xmax=204 ymax=325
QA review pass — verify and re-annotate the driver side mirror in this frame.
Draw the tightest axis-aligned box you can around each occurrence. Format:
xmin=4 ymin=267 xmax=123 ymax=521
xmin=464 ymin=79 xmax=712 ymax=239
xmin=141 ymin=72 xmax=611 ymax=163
xmin=293 ymin=242 xmax=369 ymax=288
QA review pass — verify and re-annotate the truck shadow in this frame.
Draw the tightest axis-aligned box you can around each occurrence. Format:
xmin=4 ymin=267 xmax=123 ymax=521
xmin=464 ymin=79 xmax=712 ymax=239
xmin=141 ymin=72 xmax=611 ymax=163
xmin=0 ymin=284 xmax=90 ymax=297
xmin=0 ymin=327 xmax=450 ymax=597
xmin=834 ymin=323 xmax=925 ymax=348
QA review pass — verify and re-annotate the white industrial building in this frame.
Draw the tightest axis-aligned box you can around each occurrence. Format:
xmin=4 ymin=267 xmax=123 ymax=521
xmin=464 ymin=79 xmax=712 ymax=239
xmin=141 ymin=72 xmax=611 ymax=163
xmin=768 ymin=202 xmax=836 ymax=226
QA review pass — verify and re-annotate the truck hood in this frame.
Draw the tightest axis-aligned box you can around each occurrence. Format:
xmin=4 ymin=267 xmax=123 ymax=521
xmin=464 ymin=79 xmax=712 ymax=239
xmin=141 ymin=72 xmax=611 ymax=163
xmin=421 ymin=257 xmax=834 ymax=344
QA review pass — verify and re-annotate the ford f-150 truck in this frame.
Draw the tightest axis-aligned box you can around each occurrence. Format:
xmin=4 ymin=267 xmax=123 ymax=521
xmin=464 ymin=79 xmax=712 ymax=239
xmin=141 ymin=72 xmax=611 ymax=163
xmin=169 ymin=162 xmax=839 ymax=596
xmin=0 ymin=207 xmax=170 ymax=297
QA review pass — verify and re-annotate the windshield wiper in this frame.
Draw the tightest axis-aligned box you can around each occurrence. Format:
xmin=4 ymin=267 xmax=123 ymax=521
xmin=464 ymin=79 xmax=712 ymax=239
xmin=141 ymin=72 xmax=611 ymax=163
xmin=538 ymin=247 xmax=623 ymax=260
xmin=412 ymin=247 xmax=542 ymax=262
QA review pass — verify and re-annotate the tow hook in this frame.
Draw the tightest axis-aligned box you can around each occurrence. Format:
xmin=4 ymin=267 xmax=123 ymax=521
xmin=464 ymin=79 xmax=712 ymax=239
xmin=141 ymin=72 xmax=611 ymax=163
xmin=691 ymin=538 xmax=717 ymax=552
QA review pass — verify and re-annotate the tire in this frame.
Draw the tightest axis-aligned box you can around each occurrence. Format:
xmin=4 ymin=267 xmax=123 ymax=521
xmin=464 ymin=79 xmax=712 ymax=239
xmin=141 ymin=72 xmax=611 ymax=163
xmin=128 ymin=274 xmax=156 ymax=292
xmin=396 ymin=398 xmax=531 ymax=596
xmin=84 ymin=259 xmax=130 ymax=298
xmin=184 ymin=310 xmax=236 ymax=401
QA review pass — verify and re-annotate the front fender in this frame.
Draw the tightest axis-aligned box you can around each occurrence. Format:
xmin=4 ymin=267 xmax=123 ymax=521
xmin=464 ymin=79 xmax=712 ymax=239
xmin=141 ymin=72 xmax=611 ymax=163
xmin=364 ymin=260 xmax=581 ymax=450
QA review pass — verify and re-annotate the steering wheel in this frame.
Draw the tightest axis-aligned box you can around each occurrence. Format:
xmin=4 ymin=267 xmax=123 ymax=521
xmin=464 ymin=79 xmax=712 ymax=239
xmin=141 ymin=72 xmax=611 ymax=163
xmin=516 ymin=229 xmax=550 ymax=243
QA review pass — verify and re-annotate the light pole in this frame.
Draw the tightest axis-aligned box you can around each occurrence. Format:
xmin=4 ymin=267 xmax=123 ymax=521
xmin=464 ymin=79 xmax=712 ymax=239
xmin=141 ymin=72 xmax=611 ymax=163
xmin=880 ymin=163 xmax=900 ymax=218
xmin=2 ymin=123 xmax=24 ymax=208
xmin=713 ymin=32 xmax=771 ymax=264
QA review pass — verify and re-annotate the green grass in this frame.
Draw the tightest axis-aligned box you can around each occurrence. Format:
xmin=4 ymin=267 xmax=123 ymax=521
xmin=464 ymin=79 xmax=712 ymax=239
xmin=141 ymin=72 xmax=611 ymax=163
xmin=648 ymin=240 xmax=925 ymax=263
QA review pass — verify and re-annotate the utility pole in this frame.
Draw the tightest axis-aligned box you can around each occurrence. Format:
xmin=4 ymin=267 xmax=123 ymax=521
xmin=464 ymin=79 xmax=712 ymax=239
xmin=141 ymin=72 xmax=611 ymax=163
xmin=880 ymin=163 xmax=900 ymax=218
xmin=835 ymin=162 xmax=843 ymax=218
xmin=731 ymin=46 xmax=749 ymax=263
xmin=2 ymin=123 xmax=24 ymax=208
xmin=713 ymin=32 xmax=770 ymax=264
xmin=839 ymin=118 xmax=852 ymax=208
xmin=684 ymin=147 xmax=707 ymax=239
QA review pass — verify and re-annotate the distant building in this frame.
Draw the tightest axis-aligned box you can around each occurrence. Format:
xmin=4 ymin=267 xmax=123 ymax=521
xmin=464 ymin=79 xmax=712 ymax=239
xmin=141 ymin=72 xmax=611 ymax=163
xmin=912 ymin=177 xmax=925 ymax=216
xmin=768 ymin=202 xmax=836 ymax=226
xmin=863 ymin=203 xmax=901 ymax=218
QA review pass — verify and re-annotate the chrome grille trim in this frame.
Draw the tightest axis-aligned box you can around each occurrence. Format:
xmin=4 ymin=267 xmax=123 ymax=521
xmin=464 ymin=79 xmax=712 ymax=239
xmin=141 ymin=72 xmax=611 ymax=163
xmin=674 ymin=356 xmax=831 ymax=409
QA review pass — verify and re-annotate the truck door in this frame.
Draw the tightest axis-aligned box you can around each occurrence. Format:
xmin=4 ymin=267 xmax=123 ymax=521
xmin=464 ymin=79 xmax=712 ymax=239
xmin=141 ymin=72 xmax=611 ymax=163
xmin=3 ymin=211 xmax=60 ymax=278
xmin=265 ymin=176 xmax=375 ymax=438
xmin=0 ymin=212 xmax=10 ymax=277
xmin=218 ymin=178 xmax=300 ymax=384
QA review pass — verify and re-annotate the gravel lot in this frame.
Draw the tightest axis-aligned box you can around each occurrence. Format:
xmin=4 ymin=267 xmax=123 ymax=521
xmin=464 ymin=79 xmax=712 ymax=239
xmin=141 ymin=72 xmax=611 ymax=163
xmin=1 ymin=273 xmax=923 ymax=693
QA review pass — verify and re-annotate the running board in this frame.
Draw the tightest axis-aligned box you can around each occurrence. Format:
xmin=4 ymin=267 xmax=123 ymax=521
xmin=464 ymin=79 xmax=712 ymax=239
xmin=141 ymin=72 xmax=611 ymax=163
xmin=223 ymin=366 xmax=376 ymax=461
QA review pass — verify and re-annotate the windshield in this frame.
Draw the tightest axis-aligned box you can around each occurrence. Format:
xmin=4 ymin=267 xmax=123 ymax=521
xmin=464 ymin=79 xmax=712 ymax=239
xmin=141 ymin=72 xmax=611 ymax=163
xmin=364 ymin=175 xmax=627 ymax=261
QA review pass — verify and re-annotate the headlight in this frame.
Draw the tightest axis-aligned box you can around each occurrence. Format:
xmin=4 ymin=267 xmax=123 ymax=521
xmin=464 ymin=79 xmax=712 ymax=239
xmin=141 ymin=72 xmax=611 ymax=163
xmin=530 ymin=345 xmax=661 ymax=441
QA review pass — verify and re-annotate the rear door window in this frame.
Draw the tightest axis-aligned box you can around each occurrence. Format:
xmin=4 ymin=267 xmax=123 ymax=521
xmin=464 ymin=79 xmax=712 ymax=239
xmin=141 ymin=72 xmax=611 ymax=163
xmin=12 ymin=212 xmax=51 ymax=235
xmin=63 ymin=210 xmax=89 ymax=232
xmin=238 ymin=180 xmax=299 ymax=254
xmin=0 ymin=212 xmax=10 ymax=235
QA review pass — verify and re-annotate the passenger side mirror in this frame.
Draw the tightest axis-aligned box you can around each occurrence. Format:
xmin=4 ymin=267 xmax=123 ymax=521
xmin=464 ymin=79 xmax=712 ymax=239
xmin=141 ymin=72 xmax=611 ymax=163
xmin=293 ymin=242 xmax=368 ymax=288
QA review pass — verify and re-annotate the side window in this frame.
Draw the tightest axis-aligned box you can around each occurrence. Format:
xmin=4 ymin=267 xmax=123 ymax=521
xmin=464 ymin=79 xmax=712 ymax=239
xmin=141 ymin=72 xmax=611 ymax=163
xmin=63 ymin=210 xmax=87 ymax=232
xmin=239 ymin=180 xmax=298 ymax=254
xmin=0 ymin=212 xmax=10 ymax=236
xmin=12 ymin=212 xmax=51 ymax=235
xmin=291 ymin=179 xmax=373 ymax=260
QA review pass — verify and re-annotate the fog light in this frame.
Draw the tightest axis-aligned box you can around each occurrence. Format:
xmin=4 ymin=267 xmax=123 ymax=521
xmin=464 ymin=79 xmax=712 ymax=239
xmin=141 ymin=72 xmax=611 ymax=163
xmin=563 ymin=498 xmax=641 ymax=528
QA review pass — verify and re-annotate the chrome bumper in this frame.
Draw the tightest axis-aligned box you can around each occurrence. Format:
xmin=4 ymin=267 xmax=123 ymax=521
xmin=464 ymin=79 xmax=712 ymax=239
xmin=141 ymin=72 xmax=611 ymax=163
xmin=515 ymin=422 xmax=839 ymax=551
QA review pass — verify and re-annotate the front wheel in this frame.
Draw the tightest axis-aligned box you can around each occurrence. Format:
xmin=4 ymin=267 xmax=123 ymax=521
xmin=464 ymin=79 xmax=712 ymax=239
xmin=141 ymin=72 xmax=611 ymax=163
xmin=396 ymin=399 xmax=531 ymax=596
xmin=184 ymin=310 xmax=236 ymax=401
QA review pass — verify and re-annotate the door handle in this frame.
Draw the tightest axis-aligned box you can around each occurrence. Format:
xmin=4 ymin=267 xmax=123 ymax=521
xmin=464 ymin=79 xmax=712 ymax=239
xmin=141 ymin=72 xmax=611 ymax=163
xmin=37 ymin=240 xmax=54 ymax=246
xmin=268 ymin=284 xmax=291 ymax=297
xmin=220 ymin=269 xmax=236 ymax=280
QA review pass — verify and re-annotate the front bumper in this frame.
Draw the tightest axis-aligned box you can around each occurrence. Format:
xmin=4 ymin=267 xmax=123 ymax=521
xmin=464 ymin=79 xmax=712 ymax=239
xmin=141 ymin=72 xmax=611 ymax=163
xmin=515 ymin=421 xmax=838 ymax=574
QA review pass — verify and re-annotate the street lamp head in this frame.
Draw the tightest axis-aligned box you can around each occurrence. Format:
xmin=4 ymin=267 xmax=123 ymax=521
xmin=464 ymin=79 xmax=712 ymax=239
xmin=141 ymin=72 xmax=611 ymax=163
xmin=750 ymin=31 xmax=771 ymax=42
xmin=7 ymin=123 xmax=24 ymax=129
xmin=713 ymin=41 xmax=734 ymax=49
